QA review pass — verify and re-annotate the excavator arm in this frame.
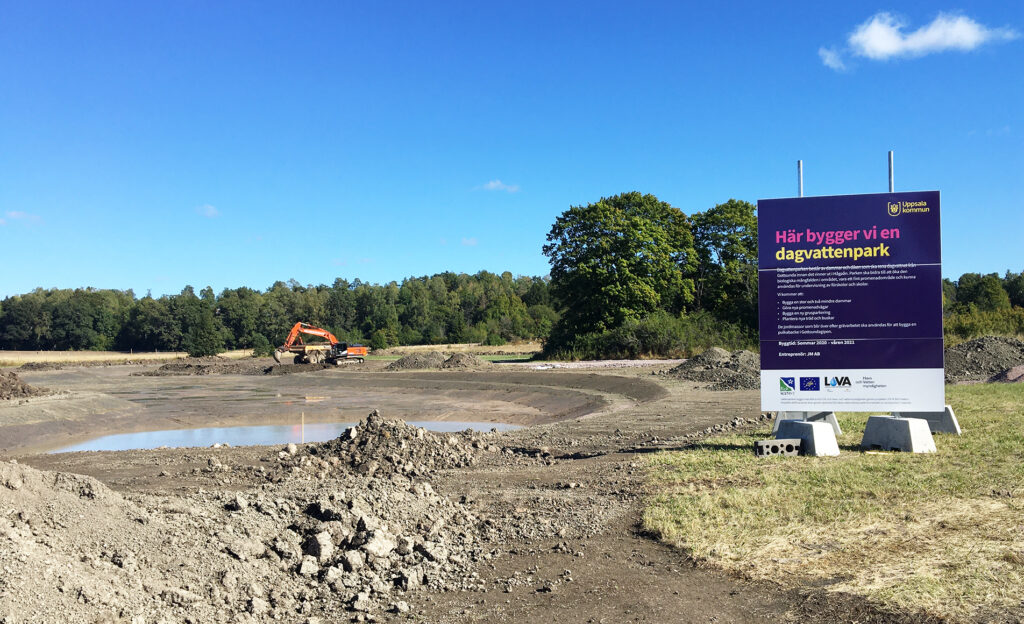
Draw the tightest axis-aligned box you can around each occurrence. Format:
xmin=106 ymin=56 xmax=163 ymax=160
xmin=280 ymin=322 xmax=340 ymax=348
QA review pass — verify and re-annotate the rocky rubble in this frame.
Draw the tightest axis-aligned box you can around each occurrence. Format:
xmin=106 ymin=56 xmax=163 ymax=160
xmin=283 ymin=410 xmax=493 ymax=480
xmin=665 ymin=348 xmax=761 ymax=390
xmin=384 ymin=352 xmax=491 ymax=371
xmin=0 ymin=370 xmax=49 ymax=400
xmin=439 ymin=353 xmax=491 ymax=370
xmin=944 ymin=336 xmax=1024 ymax=384
xmin=385 ymin=352 xmax=447 ymax=371
xmin=0 ymin=413 xmax=502 ymax=622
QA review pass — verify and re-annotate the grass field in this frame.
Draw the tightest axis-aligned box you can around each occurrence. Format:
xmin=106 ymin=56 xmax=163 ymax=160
xmin=365 ymin=353 xmax=535 ymax=362
xmin=372 ymin=342 xmax=542 ymax=356
xmin=0 ymin=349 xmax=254 ymax=367
xmin=643 ymin=384 xmax=1024 ymax=620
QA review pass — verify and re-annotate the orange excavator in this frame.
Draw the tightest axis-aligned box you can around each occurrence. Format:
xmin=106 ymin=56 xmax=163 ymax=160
xmin=273 ymin=322 xmax=368 ymax=365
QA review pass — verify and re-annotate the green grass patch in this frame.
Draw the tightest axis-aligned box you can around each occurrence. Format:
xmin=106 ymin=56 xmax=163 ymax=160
xmin=644 ymin=384 xmax=1024 ymax=620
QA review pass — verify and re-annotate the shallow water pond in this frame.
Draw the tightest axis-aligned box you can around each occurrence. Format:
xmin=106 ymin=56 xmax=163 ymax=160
xmin=51 ymin=421 xmax=521 ymax=453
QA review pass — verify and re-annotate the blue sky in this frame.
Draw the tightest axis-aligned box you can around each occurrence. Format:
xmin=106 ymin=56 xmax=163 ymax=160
xmin=1 ymin=1 xmax=1021 ymax=297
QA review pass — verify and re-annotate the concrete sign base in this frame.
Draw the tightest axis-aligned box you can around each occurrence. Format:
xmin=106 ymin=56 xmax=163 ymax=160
xmin=775 ymin=420 xmax=840 ymax=456
xmin=861 ymin=416 xmax=936 ymax=453
xmin=771 ymin=411 xmax=842 ymax=437
xmin=892 ymin=405 xmax=961 ymax=435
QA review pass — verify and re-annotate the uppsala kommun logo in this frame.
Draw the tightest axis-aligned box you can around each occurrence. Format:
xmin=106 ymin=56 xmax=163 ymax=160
xmin=780 ymin=377 xmax=795 ymax=392
xmin=887 ymin=201 xmax=901 ymax=217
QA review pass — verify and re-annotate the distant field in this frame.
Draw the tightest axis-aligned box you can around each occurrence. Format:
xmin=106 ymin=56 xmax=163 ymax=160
xmin=0 ymin=349 xmax=253 ymax=367
xmin=644 ymin=383 xmax=1024 ymax=620
xmin=364 ymin=353 xmax=535 ymax=362
xmin=373 ymin=342 xmax=542 ymax=356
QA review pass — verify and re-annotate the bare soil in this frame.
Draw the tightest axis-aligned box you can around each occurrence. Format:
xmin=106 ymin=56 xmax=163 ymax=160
xmin=0 ymin=370 xmax=50 ymax=401
xmin=0 ymin=363 xmax=935 ymax=623
xmin=665 ymin=348 xmax=761 ymax=390
xmin=944 ymin=336 xmax=1024 ymax=384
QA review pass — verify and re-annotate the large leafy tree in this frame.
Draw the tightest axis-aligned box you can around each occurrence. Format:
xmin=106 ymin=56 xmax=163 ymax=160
xmin=690 ymin=199 xmax=758 ymax=327
xmin=543 ymin=192 xmax=696 ymax=339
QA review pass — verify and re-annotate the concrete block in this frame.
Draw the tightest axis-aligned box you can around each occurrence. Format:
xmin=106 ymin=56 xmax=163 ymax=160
xmin=775 ymin=420 xmax=840 ymax=457
xmin=754 ymin=438 xmax=801 ymax=457
xmin=892 ymin=405 xmax=960 ymax=435
xmin=860 ymin=416 xmax=936 ymax=453
xmin=770 ymin=411 xmax=806 ymax=434
xmin=771 ymin=411 xmax=842 ymax=436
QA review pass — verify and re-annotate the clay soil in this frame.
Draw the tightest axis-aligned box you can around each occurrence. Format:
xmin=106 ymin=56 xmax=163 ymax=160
xmin=2 ymin=362 xmax=921 ymax=623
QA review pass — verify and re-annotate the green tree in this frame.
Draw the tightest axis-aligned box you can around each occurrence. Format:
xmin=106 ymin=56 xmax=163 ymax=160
xmin=542 ymin=192 xmax=695 ymax=345
xmin=957 ymin=273 xmax=1010 ymax=312
xmin=1004 ymin=270 xmax=1024 ymax=309
xmin=690 ymin=199 xmax=758 ymax=328
xmin=183 ymin=306 xmax=224 ymax=357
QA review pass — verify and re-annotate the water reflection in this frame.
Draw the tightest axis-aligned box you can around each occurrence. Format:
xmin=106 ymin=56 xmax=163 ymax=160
xmin=51 ymin=421 xmax=521 ymax=453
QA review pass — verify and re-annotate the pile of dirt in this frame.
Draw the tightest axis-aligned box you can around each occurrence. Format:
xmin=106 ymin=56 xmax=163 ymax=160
xmin=18 ymin=361 xmax=64 ymax=371
xmin=2 ymin=436 xmax=489 ymax=621
xmin=944 ymin=336 xmax=1024 ymax=384
xmin=439 ymin=353 xmax=491 ymax=370
xmin=0 ymin=371 xmax=49 ymax=400
xmin=990 ymin=365 xmax=1024 ymax=384
xmin=385 ymin=351 xmax=447 ymax=371
xmin=134 ymin=357 xmax=336 ymax=377
xmin=666 ymin=348 xmax=760 ymax=391
xmin=136 ymin=356 xmax=268 ymax=376
xmin=385 ymin=352 xmax=493 ymax=371
xmin=293 ymin=410 xmax=491 ymax=479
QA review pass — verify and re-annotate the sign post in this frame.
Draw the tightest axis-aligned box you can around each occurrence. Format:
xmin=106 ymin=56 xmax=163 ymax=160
xmin=757 ymin=191 xmax=943 ymax=413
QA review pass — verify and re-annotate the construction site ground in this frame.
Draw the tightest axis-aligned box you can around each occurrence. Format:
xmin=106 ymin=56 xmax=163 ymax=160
xmin=2 ymin=360 xmax=932 ymax=623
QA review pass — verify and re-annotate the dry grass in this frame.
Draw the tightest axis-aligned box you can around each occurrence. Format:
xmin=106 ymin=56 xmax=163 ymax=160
xmin=373 ymin=342 xmax=541 ymax=356
xmin=643 ymin=384 xmax=1024 ymax=620
xmin=0 ymin=349 xmax=255 ymax=367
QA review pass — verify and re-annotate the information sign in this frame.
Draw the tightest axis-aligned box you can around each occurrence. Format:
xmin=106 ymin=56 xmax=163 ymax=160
xmin=757 ymin=191 xmax=943 ymax=411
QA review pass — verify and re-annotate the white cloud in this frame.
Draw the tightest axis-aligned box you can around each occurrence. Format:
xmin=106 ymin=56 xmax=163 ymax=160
xmin=818 ymin=46 xmax=846 ymax=70
xmin=461 ymin=237 xmax=478 ymax=247
xmin=4 ymin=210 xmax=41 ymax=224
xmin=196 ymin=204 xmax=220 ymax=218
xmin=479 ymin=179 xmax=520 ymax=193
xmin=849 ymin=12 xmax=1018 ymax=60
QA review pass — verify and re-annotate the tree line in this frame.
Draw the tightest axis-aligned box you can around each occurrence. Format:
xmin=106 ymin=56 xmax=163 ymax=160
xmin=2 ymin=191 xmax=1020 ymax=358
xmin=539 ymin=192 xmax=1024 ymax=358
xmin=0 ymin=272 xmax=558 ymax=355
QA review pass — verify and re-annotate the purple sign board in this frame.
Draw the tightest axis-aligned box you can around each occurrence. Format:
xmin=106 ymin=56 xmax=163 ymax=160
xmin=757 ymin=191 xmax=944 ymax=411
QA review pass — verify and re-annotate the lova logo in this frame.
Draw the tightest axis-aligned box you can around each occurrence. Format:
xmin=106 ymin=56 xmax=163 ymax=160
xmin=887 ymin=201 xmax=901 ymax=217
xmin=824 ymin=376 xmax=852 ymax=387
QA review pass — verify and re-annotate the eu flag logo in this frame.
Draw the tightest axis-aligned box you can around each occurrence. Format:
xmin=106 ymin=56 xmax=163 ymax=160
xmin=800 ymin=377 xmax=820 ymax=391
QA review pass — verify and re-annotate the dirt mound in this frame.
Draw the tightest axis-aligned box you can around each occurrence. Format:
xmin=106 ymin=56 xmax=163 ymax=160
xmin=944 ymin=336 xmax=1024 ymax=384
xmin=264 ymin=362 xmax=335 ymax=376
xmin=2 ymin=443 xmax=488 ymax=621
xmin=18 ymin=361 xmax=64 ymax=371
xmin=296 ymin=410 xmax=487 ymax=479
xmin=439 ymin=353 xmax=491 ymax=370
xmin=385 ymin=351 xmax=447 ymax=371
xmin=0 ymin=371 xmax=49 ymax=400
xmin=667 ymin=348 xmax=760 ymax=391
xmin=137 ymin=356 xmax=268 ymax=376
xmin=990 ymin=365 xmax=1024 ymax=384
xmin=136 ymin=356 xmax=333 ymax=377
